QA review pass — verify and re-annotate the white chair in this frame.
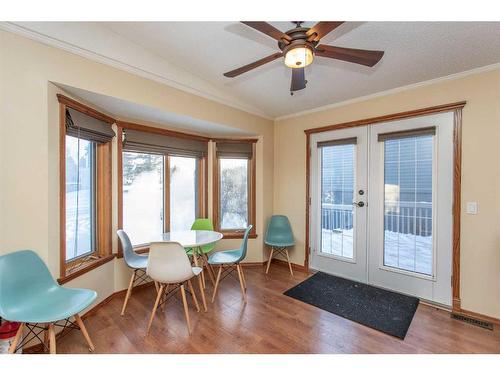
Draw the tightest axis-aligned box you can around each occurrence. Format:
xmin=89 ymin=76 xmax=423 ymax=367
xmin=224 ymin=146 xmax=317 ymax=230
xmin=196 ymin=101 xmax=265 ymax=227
xmin=146 ymin=242 xmax=203 ymax=334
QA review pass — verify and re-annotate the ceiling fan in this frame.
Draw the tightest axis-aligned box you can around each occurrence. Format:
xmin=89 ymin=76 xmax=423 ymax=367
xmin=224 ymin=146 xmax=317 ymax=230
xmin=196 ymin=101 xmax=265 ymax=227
xmin=223 ymin=21 xmax=385 ymax=94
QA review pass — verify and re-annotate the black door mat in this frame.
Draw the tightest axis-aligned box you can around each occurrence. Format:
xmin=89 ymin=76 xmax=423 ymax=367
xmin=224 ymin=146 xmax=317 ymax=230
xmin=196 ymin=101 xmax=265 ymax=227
xmin=284 ymin=272 xmax=419 ymax=339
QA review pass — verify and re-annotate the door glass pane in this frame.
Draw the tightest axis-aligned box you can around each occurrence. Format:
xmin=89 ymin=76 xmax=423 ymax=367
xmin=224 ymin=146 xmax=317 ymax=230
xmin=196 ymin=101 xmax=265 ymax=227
xmin=123 ymin=152 xmax=164 ymax=246
xmin=65 ymin=136 xmax=96 ymax=261
xmin=170 ymin=156 xmax=198 ymax=231
xmin=383 ymin=135 xmax=433 ymax=276
xmin=320 ymin=144 xmax=355 ymax=259
xmin=219 ymin=158 xmax=248 ymax=229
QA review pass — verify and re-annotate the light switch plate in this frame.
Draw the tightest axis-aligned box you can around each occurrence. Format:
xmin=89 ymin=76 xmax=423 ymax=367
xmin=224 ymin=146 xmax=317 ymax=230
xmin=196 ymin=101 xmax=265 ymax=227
xmin=466 ymin=202 xmax=478 ymax=214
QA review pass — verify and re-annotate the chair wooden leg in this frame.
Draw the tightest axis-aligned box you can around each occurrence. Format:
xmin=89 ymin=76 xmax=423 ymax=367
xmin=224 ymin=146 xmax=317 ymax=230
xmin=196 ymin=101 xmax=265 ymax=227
xmin=201 ymin=253 xmax=216 ymax=286
xmin=48 ymin=323 xmax=56 ymax=354
xmin=121 ymin=270 xmax=136 ymax=316
xmin=147 ymin=284 xmax=164 ymax=334
xmin=265 ymin=247 xmax=274 ymax=274
xmin=180 ymin=284 xmax=192 ymax=334
xmin=212 ymin=265 xmax=222 ymax=303
xmin=8 ymin=322 xmax=24 ymax=354
xmin=188 ymin=279 xmax=200 ymax=312
xmin=240 ymin=265 xmax=247 ymax=290
xmin=74 ymin=314 xmax=95 ymax=352
xmin=285 ymin=249 xmax=294 ymax=276
xmin=198 ymin=273 xmax=207 ymax=312
xmin=154 ymin=281 xmax=159 ymax=293
xmin=236 ymin=264 xmax=247 ymax=303
xmin=43 ymin=323 xmax=49 ymax=352
xmin=161 ymin=284 xmax=170 ymax=312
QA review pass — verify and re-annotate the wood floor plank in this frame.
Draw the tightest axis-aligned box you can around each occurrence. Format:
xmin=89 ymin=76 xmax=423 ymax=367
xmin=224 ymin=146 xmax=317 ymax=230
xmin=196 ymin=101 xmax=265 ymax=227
xmin=54 ymin=266 xmax=500 ymax=354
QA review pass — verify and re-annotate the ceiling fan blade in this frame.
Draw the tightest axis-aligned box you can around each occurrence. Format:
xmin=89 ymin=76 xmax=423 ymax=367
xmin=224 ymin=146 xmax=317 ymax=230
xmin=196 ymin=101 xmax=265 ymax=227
xmin=241 ymin=22 xmax=291 ymax=43
xmin=290 ymin=67 xmax=306 ymax=92
xmin=316 ymin=44 xmax=384 ymax=67
xmin=306 ymin=22 xmax=344 ymax=41
xmin=223 ymin=52 xmax=283 ymax=78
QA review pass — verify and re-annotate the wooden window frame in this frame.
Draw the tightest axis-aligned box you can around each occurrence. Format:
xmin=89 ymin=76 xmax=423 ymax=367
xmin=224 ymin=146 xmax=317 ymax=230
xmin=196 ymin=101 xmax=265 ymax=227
xmin=117 ymin=121 xmax=210 ymax=255
xmin=58 ymin=95 xmax=115 ymax=284
xmin=213 ymin=139 xmax=258 ymax=239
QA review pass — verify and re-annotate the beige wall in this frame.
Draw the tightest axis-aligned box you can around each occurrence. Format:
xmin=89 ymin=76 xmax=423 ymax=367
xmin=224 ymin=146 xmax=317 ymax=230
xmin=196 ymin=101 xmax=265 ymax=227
xmin=0 ymin=30 xmax=273 ymax=304
xmin=275 ymin=68 xmax=500 ymax=319
xmin=1 ymin=28 xmax=499 ymax=321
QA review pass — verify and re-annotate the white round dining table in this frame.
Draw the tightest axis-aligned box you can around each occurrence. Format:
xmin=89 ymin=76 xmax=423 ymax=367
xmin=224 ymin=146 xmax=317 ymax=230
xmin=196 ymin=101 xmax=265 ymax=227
xmin=159 ymin=230 xmax=223 ymax=248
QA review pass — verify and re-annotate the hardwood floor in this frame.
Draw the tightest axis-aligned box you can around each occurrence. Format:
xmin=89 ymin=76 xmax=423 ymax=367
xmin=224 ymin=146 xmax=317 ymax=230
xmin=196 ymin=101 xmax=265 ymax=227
xmin=56 ymin=265 xmax=500 ymax=354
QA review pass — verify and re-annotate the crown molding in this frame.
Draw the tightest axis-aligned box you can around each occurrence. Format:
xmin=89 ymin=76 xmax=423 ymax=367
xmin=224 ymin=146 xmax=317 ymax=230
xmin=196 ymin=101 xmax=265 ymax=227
xmin=275 ymin=61 xmax=500 ymax=121
xmin=0 ymin=22 xmax=273 ymax=121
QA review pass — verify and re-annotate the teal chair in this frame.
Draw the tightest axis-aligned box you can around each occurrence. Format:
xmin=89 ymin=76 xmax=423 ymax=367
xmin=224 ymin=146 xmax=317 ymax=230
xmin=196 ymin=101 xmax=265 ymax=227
xmin=265 ymin=215 xmax=295 ymax=276
xmin=0 ymin=250 xmax=97 ymax=354
xmin=185 ymin=218 xmax=216 ymax=288
xmin=208 ymin=225 xmax=252 ymax=303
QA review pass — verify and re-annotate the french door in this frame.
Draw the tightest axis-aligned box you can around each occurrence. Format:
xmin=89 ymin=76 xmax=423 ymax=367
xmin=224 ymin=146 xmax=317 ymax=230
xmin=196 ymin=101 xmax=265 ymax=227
xmin=310 ymin=112 xmax=453 ymax=306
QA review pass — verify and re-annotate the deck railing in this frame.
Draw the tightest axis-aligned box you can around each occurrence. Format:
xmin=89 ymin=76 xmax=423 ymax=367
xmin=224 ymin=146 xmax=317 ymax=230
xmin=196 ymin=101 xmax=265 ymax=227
xmin=321 ymin=201 xmax=432 ymax=236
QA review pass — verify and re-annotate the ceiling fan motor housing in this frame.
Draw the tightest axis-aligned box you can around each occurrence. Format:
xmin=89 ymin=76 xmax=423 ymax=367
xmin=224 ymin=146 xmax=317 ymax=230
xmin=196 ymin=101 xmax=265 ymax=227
xmin=279 ymin=27 xmax=319 ymax=53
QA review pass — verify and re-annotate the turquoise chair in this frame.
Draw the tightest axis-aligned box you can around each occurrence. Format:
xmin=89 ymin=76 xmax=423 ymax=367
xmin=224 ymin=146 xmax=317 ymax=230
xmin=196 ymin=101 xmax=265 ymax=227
xmin=0 ymin=250 xmax=97 ymax=354
xmin=208 ymin=225 xmax=252 ymax=303
xmin=265 ymin=215 xmax=295 ymax=276
xmin=117 ymin=229 xmax=151 ymax=316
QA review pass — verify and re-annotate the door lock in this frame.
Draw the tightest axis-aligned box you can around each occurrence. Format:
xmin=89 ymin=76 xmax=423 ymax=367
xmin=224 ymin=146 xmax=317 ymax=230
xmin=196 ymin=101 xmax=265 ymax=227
xmin=353 ymin=201 xmax=365 ymax=207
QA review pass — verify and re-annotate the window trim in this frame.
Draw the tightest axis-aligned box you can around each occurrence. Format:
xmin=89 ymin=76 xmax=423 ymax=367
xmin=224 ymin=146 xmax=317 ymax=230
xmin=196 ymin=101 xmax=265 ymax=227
xmin=58 ymin=95 xmax=115 ymax=283
xmin=117 ymin=121 xmax=210 ymax=254
xmin=213 ymin=139 xmax=257 ymax=239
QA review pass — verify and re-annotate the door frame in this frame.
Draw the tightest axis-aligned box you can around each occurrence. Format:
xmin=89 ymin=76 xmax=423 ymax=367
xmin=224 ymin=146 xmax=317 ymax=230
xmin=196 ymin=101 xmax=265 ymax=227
xmin=304 ymin=101 xmax=465 ymax=312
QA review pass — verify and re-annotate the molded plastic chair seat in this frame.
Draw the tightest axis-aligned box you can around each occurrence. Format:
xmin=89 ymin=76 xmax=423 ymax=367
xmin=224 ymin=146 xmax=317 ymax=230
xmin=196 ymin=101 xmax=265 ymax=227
xmin=146 ymin=242 xmax=206 ymax=333
xmin=117 ymin=229 xmax=153 ymax=316
xmin=207 ymin=249 xmax=242 ymax=265
xmin=265 ymin=215 xmax=295 ymax=276
xmin=0 ymin=250 xmax=97 ymax=354
xmin=185 ymin=218 xmax=216 ymax=255
xmin=264 ymin=215 xmax=295 ymax=247
xmin=1 ymin=286 xmax=96 ymax=324
xmin=207 ymin=226 xmax=252 ymax=303
xmin=124 ymin=253 xmax=148 ymax=269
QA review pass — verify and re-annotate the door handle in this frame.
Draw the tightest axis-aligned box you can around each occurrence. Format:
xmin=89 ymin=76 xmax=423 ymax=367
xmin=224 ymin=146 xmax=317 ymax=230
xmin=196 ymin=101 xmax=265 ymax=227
xmin=353 ymin=201 xmax=365 ymax=207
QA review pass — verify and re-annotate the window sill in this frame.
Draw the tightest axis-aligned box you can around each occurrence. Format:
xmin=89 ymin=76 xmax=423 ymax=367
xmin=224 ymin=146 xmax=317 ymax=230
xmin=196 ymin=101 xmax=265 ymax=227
xmin=58 ymin=254 xmax=116 ymax=284
xmin=116 ymin=246 xmax=149 ymax=258
xmin=220 ymin=232 xmax=258 ymax=240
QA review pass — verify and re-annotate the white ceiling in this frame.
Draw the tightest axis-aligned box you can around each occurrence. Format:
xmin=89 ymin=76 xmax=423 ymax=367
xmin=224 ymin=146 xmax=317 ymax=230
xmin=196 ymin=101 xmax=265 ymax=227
xmin=8 ymin=21 xmax=500 ymax=118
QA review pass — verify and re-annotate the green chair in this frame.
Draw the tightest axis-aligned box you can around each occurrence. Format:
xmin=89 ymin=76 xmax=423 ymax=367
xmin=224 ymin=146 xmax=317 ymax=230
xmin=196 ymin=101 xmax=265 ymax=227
xmin=185 ymin=218 xmax=216 ymax=255
xmin=185 ymin=218 xmax=216 ymax=288
xmin=265 ymin=215 xmax=295 ymax=276
xmin=0 ymin=250 xmax=97 ymax=354
xmin=208 ymin=225 xmax=252 ymax=303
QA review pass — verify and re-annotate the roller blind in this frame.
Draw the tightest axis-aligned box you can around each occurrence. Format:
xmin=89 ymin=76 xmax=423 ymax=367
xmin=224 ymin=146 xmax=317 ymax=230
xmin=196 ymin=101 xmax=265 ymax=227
xmin=123 ymin=129 xmax=208 ymax=157
xmin=378 ymin=126 xmax=436 ymax=142
xmin=317 ymin=137 xmax=357 ymax=148
xmin=66 ymin=108 xmax=115 ymax=143
xmin=216 ymin=141 xmax=253 ymax=159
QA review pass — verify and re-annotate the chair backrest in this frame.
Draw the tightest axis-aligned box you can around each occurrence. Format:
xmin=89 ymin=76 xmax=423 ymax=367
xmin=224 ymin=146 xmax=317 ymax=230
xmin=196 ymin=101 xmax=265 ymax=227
xmin=265 ymin=215 xmax=294 ymax=246
xmin=0 ymin=250 xmax=58 ymax=316
xmin=147 ymin=242 xmax=194 ymax=284
xmin=235 ymin=225 xmax=253 ymax=262
xmin=190 ymin=218 xmax=214 ymax=231
xmin=117 ymin=229 xmax=143 ymax=268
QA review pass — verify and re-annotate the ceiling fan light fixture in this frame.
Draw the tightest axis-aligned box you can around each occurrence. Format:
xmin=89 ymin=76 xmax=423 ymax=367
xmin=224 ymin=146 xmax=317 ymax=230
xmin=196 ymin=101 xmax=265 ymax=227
xmin=284 ymin=46 xmax=314 ymax=68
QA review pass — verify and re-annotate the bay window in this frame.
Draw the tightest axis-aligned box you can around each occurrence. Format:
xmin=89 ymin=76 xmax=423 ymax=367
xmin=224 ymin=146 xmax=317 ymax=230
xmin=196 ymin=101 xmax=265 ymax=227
xmin=119 ymin=124 xmax=208 ymax=248
xmin=59 ymin=96 xmax=115 ymax=280
xmin=213 ymin=140 xmax=257 ymax=238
